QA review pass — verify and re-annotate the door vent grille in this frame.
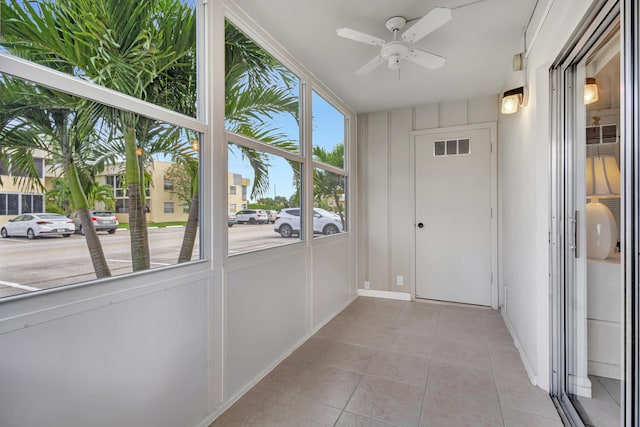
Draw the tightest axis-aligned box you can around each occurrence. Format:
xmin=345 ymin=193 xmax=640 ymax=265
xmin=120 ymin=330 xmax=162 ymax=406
xmin=434 ymin=138 xmax=470 ymax=157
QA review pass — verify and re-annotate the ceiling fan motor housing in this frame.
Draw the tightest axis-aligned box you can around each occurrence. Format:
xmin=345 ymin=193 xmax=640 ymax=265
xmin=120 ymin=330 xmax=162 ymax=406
xmin=385 ymin=16 xmax=407 ymax=32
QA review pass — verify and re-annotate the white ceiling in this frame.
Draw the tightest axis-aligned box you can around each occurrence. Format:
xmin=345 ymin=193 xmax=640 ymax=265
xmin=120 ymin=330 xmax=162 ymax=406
xmin=231 ymin=0 xmax=537 ymax=113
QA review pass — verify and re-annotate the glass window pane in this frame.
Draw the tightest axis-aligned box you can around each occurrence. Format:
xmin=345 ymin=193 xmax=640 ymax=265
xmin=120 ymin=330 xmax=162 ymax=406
xmin=312 ymin=91 xmax=345 ymax=169
xmin=224 ymin=21 xmax=300 ymax=153
xmin=0 ymin=194 xmax=5 ymax=215
xmin=446 ymin=140 xmax=457 ymax=155
xmin=228 ymin=142 xmax=302 ymax=254
xmin=459 ymin=139 xmax=470 ymax=154
xmin=33 ymin=195 xmax=43 ymax=212
xmin=7 ymin=194 xmax=19 ymax=215
xmin=313 ymin=168 xmax=346 ymax=237
xmin=0 ymin=74 xmax=203 ymax=298
xmin=0 ymin=0 xmax=198 ymax=117
xmin=21 ymin=194 xmax=32 ymax=213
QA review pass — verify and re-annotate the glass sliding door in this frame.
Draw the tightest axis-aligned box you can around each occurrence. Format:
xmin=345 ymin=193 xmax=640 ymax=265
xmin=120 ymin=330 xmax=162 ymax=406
xmin=551 ymin=1 xmax=628 ymax=425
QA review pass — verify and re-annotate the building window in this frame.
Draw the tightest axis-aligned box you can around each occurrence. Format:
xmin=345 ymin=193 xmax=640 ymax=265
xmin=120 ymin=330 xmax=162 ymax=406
xmin=229 ymin=185 xmax=236 ymax=195
xmin=115 ymin=199 xmax=128 ymax=214
xmin=230 ymin=203 xmax=236 ymax=213
xmin=183 ymin=204 xmax=190 ymax=214
xmin=0 ymin=193 xmax=43 ymax=215
xmin=164 ymin=178 xmax=174 ymax=191
xmin=164 ymin=202 xmax=174 ymax=214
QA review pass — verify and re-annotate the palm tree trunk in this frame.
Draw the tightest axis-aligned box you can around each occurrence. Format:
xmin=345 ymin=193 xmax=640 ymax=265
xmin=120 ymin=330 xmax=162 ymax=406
xmin=67 ymin=161 xmax=111 ymax=278
xmin=124 ymin=127 xmax=150 ymax=271
xmin=178 ymin=191 xmax=199 ymax=263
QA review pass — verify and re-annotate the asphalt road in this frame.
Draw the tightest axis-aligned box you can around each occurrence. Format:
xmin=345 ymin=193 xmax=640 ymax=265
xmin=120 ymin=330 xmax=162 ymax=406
xmin=0 ymin=223 xmax=294 ymax=299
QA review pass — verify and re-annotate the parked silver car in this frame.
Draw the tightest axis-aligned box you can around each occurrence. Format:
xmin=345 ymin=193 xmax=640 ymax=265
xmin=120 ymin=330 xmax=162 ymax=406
xmin=273 ymin=208 xmax=343 ymax=237
xmin=1 ymin=213 xmax=75 ymax=239
xmin=71 ymin=211 xmax=119 ymax=234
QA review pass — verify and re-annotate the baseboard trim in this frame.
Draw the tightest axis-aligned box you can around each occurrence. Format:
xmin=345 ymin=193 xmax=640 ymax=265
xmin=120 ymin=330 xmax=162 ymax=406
xmin=357 ymin=289 xmax=411 ymax=301
xmin=197 ymin=294 xmax=358 ymax=427
xmin=501 ymin=310 xmax=538 ymax=386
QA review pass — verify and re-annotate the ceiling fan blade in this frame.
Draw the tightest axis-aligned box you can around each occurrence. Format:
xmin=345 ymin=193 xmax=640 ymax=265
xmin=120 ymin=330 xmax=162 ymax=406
xmin=355 ymin=55 xmax=385 ymax=75
xmin=401 ymin=7 xmax=452 ymax=43
xmin=337 ymin=28 xmax=386 ymax=47
xmin=405 ymin=49 xmax=446 ymax=69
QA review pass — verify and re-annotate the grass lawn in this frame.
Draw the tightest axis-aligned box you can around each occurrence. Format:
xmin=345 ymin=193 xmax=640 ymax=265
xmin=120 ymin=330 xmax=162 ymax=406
xmin=118 ymin=221 xmax=186 ymax=229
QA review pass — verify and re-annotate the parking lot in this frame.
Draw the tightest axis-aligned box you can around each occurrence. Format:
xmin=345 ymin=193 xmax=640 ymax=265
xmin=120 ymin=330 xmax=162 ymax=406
xmin=0 ymin=223 xmax=294 ymax=298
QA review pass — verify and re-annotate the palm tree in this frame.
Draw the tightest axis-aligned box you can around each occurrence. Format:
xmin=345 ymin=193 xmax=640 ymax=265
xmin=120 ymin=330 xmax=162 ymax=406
xmin=2 ymin=0 xmax=197 ymax=271
xmin=225 ymin=22 xmax=300 ymax=199
xmin=313 ymin=144 xmax=346 ymax=228
xmin=3 ymin=2 xmax=303 ymax=268
xmin=0 ymin=77 xmax=112 ymax=278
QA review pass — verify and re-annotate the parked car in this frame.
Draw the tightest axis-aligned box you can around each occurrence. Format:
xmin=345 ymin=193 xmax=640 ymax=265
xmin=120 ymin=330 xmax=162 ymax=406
xmin=71 ymin=211 xmax=119 ymax=234
xmin=273 ymin=208 xmax=344 ymax=238
xmin=1 ymin=213 xmax=75 ymax=239
xmin=265 ymin=210 xmax=277 ymax=223
xmin=235 ymin=209 xmax=269 ymax=224
xmin=227 ymin=214 xmax=238 ymax=227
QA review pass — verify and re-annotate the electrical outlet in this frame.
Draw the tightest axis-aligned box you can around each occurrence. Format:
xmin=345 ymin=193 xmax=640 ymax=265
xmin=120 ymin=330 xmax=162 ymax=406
xmin=396 ymin=275 xmax=404 ymax=286
xmin=364 ymin=280 xmax=370 ymax=290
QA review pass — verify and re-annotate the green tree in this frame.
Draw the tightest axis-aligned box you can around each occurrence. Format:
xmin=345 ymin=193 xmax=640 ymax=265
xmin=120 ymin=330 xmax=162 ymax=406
xmin=313 ymin=144 xmax=346 ymax=228
xmin=2 ymin=0 xmax=197 ymax=271
xmin=0 ymin=77 xmax=112 ymax=278
xmin=164 ymin=163 xmax=194 ymax=208
xmin=225 ymin=22 xmax=300 ymax=199
xmin=46 ymin=178 xmax=73 ymax=215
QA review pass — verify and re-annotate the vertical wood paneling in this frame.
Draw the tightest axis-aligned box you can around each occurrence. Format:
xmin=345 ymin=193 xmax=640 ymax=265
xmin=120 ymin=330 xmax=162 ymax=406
xmin=367 ymin=111 xmax=390 ymax=290
xmin=389 ymin=109 xmax=413 ymax=292
xmin=361 ymin=96 xmax=498 ymax=293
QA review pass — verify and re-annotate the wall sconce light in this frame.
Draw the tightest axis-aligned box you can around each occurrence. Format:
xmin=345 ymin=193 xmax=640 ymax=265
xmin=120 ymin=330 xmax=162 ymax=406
xmin=501 ymin=87 xmax=525 ymax=114
xmin=584 ymin=77 xmax=599 ymax=104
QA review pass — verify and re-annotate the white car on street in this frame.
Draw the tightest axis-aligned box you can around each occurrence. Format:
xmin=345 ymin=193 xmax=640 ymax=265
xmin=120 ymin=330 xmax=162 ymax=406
xmin=1 ymin=213 xmax=76 ymax=239
xmin=274 ymin=208 xmax=343 ymax=237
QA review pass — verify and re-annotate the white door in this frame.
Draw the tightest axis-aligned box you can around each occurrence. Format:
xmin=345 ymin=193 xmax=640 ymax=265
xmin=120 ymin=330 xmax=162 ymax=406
xmin=414 ymin=127 xmax=493 ymax=306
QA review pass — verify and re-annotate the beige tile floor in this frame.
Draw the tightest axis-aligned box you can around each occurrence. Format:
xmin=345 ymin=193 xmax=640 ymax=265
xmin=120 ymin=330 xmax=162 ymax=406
xmin=211 ymin=297 xmax=564 ymax=427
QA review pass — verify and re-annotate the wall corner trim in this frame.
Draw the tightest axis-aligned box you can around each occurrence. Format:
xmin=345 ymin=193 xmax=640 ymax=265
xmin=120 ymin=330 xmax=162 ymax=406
xmin=357 ymin=289 xmax=411 ymax=301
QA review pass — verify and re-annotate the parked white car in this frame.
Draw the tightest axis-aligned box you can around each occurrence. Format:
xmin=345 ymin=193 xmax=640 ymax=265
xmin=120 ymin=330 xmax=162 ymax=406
xmin=274 ymin=208 xmax=344 ymax=237
xmin=235 ymin=209 xmax=269 ymax=224
xmin=1 ymin=213 xmax=75 ymax=239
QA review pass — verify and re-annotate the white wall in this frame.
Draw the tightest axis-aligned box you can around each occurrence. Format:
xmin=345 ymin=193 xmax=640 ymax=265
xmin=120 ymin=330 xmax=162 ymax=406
xmin=357 ymin=96 xmax=498 ymax=294
xmin=0 ymin=266 xmax=211 ymax=427
xmin=498 ymin=0 xmax=595 ymax=391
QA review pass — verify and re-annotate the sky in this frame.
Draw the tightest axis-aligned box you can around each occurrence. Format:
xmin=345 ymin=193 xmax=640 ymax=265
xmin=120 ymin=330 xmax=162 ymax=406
xmin=228 ymin=91 xmax=346 ymax=203
xmin=0 ymin=2 xmax=345 ymax=206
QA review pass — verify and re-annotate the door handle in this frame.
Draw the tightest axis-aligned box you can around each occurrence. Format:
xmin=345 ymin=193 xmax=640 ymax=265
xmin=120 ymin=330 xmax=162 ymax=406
xmin=417 ymin=223 xmax=424 ymax=228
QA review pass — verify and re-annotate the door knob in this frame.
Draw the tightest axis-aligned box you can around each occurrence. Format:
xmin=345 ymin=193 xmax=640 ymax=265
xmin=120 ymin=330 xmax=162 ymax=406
xmin=417 ymin=223 xmax=424 ymax=228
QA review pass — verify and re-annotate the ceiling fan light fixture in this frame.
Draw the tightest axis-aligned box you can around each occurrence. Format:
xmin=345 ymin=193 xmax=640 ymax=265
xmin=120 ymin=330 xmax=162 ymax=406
xmin=501 ymin=87 xmax=525 ymax=114
xmin=388 ymin=55 xmax=401 ymax=70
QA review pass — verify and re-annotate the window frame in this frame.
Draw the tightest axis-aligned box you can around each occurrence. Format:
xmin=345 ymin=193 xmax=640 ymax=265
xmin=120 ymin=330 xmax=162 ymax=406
xmin=0 ymin=1 xmax=210 ymax=301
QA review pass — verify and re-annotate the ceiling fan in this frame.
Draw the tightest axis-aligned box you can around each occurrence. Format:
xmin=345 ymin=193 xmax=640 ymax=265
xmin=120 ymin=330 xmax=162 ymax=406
xmin=336 ymin=7 xmax=452 ymax=75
